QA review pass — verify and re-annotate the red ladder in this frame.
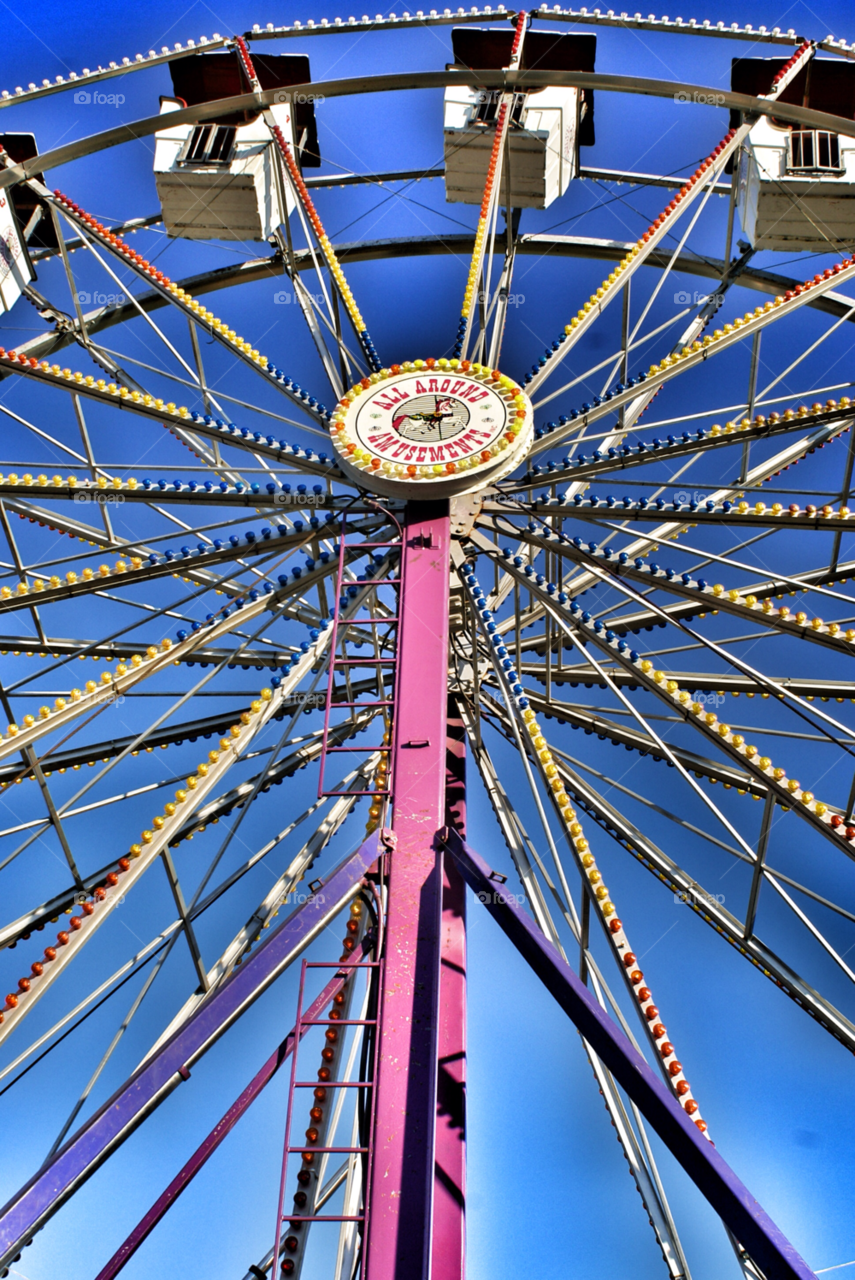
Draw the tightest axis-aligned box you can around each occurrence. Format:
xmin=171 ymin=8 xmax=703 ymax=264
xmin=317 ymin=512 xmax=400 ymax=799
xmin=272 ymin=954 xmax=382 ymax=1276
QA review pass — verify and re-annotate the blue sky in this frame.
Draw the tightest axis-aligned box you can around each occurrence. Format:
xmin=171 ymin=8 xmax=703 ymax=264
xmin=0 ymin=3 xmax=854 ymax=1279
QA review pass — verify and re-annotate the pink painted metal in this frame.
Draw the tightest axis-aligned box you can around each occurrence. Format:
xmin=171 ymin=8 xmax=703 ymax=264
xmin=364 ymin=501 xmax=450 ymax=1280
xmin=432 ymin=699 xmax=467 ymax=1280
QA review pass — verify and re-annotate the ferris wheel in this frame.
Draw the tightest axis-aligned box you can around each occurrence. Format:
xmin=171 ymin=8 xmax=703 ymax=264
xmin=0 ymin=7 xmax=853 ymax=1279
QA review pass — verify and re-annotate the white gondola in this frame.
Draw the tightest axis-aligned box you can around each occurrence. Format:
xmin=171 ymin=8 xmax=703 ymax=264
xmin=734 ymin=57 xmax=855 ymax=251
xmin=153 ymin=52 xmax=319 ymax=241
xmin=444 ymin=84 xmax=580 ymax=208
xmin=443 ymin=28 xmax=595 ymax=210
xmin=154 ymin=101 xmax=296 ymax=241
xmin=0 ymin=192 xmax=31 ymax=312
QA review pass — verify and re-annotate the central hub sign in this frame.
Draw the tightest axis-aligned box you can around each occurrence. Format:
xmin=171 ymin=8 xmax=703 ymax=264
xmin=330 ymin=359 xmax=533 ymax=497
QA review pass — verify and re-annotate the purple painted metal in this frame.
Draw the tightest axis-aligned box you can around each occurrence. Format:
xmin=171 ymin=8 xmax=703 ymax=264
xmin=364 ymin=502 xmax=450 ymax=1280
xmin=432 ymin=698 xmax=467 ymax=1280
xmin=443 ymin=829 xmax=819 ymax=1280
xmin=0 ymin=839 xmax=381 ymax=1271
xmin=93 ymin=950 xmax=373 ymax=1280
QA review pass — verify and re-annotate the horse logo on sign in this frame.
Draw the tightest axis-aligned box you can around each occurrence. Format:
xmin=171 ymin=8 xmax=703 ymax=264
xmin=392 ymin=394 xmax=470 ymax=443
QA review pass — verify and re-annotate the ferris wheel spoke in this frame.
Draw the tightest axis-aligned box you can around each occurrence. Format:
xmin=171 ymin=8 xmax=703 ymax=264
xmin=478 ymin=684 xmax=855 ymax=1054
xmin=0 ymin=506 xmax=374 ymax=631
xmin=472 ymin=537 xmax=855 ymax=867
xmin=37 ymin=186 xmax=336 ymax=425
xmin=451 ymin=9 xmax=527 ymax=365
xmin=534 ymin=538 xmax=855 ymax=755
xmin=0 ymin=531 xmax=312 ymax=619
xmin=557 ymin=580 xmax=855 ymax=853
xmin=0 ymin=352 xmax=337 ymax=479
xmin=461 ymin=564 xmax=720 ymax=1138
xmin=454 ymin=700 xmax=696 ymax=1277
xmin=522 ymin=43 xmax=818 ymax=419
xmin=600 ymin=554 xmax=855 ymax=638
xmin=513 ymin=652 xmax=855 ymax=702
xmin=0 ymin=569 xmax=308 ymax=767
xmin=52 ymin=213 xmax=238 ymax=426
xmin=530 ymin=712 xmax=855 ymax=1051
xmin=540 ymin=731 xmax=855 ymax=938
xmin=528 ymin=245 xmax=855 ymax=457
xmin=144 ymin=757 xmax=375 ymax=1059
xmin=523 ymin=121 xmax=751 ymax=396
xmin=489 ymin=516 xmax=855 ymax=659
xmin=512 ymin=397 xmax=855 ymax=491
xmin=497 ymin=408 xmax=855 ymax=617
xmin=231 ymin=37 xmax=381 ymax=377
xmin=0 ymin=705 xmax=377 ymax=959
xmin=0 ymin=607 xmax=353 ymax=1046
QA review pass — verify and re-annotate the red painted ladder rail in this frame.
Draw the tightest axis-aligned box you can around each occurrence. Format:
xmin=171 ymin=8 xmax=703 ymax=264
xmin=272 ymin=953 xmax=383 ymax=1276
xmin=317 ymin=513 xmax=401 ymax=811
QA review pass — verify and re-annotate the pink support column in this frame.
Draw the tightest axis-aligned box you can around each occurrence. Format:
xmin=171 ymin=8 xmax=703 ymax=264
xmin=431 ymin=699 xmax=467 ymax=1280
xmin=365 ymin=501 xmax=450 ymax=1280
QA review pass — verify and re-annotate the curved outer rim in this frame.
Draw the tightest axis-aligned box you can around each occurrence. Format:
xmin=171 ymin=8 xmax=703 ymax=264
xmin=11 ymin=235 xmax=855 ymax=378
xmin=3 ymin=70 xmax=855 ymax=192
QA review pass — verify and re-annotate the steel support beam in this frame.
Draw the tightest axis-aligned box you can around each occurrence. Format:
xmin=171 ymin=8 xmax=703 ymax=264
xmin=443 ymin=831 xmax=818 ymax=1280
xmin=432 ymin=697 xmax=467 ymax=1280
xmin=0 ymin=838 xmax=381 ymax=1269
xmin=365 ymin=502 xmax=450 ymax=1280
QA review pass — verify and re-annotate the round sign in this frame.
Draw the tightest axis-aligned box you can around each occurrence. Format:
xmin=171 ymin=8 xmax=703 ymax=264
xmin=329 ymin=359 xmax=533 ymax=498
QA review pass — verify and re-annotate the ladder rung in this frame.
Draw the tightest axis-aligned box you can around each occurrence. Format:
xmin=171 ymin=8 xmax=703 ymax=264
xmin=299 ymin=1018 xmax=378 ymax=1027
xmin=332 ymin=660 xmax=396 ymax=670
xmin=340 ymin=616 xmax=399 ymax=625
xmin=333 ymin=699 xmax=394 ymax=709
xmin=294 ymin=1080 xmax=375 ymax=1087
xmin=289 ymin=1152 xmax=368 ymax=1162
xmin=324 ymin=745 xmax=390 ymax=753
xmin=283 ymin=1215 xmax=365 ymax=1223
xmin=318 ymin=783 xmax=389 ymax=793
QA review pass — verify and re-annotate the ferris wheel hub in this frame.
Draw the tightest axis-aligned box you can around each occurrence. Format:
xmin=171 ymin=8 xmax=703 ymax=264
xmin=329 ymin=359 xmax=533 ymax=498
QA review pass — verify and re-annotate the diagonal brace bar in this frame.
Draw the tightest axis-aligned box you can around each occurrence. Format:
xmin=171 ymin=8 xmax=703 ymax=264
xmin=93 ymin=941 xmax=374 ymax=1280
xmin=0 ymin=836 xmax=382 ymax=1270
xmin=442 ymin=829 xmax=818 ymax=1280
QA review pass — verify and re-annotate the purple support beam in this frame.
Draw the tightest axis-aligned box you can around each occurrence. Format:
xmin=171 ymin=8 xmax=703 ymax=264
xmin=93 ymin=951 xmax=371 ymax=1280
xmin=365 ymin=502 xmax=450 ymax=1280
xmin=443 ymin=830 xmax=818 ymax=1280
xmin=432 ymin=697 xmax=466 ymax=1280
xmin=0 ymin=838 xmax=381 ymax=1271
